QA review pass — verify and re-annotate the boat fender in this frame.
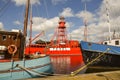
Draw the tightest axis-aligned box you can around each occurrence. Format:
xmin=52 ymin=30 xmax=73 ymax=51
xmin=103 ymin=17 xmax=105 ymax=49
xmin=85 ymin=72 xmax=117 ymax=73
xmin=8 ymin=45 xmax=17 ymax=54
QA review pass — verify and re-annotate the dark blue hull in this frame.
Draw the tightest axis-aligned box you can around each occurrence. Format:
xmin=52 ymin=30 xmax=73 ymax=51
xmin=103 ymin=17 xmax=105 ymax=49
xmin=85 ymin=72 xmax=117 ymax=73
xmin=80 ymin=41 xmax=120 ymax=67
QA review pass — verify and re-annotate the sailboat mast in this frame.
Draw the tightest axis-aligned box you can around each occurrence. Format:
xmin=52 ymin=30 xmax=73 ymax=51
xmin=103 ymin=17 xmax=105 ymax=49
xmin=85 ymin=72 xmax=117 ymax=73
xmin=23 ymin=0 xmax=30 ymax=38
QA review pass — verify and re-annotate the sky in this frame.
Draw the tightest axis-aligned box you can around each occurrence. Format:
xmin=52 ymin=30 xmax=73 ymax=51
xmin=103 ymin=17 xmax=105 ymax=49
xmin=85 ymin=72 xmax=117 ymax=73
xmin=0 ymin=0 xmax=120 ymax=43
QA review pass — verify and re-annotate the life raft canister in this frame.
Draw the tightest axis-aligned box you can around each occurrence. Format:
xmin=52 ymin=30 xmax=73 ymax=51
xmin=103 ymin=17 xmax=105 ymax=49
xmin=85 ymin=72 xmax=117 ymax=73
xmin=8 ymin=45 xmax=17 ymax=54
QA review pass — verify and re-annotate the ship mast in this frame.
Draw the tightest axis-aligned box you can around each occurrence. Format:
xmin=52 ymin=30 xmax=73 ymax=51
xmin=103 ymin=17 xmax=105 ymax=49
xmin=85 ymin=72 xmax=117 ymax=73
xmin=84 ymin=2 xmax=88 ymax=41
xmin=105 ymin=0 xmax=111 ymax=41
xmin=29 ymin=2 xmax=32 ymax=46
xmin=23 ymin=0 xmax=30 ymax=57
xmin=23 ymin=0 xmax=30 ymax=39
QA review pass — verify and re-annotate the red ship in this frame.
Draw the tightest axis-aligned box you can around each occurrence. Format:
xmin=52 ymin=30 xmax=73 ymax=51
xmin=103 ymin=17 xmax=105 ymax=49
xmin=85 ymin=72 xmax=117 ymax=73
xmin=25 ymin=16 xmax=85 ymax=74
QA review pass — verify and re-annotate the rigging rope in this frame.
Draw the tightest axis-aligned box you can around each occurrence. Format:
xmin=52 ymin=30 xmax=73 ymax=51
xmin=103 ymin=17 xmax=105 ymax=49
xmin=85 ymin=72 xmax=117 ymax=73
xmin=43 ymin=0 xmax=49 ymax=18
xmin=42 ymin=0 xmax=50 ymax=48
xmin=70 ymin=48 xmax=110 ymax=76
xmin=0 ymin=0 xmax=11 ymax=18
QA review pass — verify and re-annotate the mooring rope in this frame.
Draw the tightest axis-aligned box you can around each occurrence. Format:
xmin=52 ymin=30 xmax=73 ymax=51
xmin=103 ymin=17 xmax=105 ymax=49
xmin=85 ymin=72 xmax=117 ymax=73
xmin=70 ymin=48 xmax=111 ymax=76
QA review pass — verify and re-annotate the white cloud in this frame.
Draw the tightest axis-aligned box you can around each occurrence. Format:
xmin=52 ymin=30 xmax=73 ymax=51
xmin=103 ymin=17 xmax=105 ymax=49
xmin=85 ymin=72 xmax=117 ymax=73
xmin=59 ymin=7 xmax=74 ymax=17
xmin=13 ymin=20 xmax=22 ymax=25
xmin=69 ymin=0 xmax=120 ymax=42
xmin=52 ymin=0 xmax=68 ymax=5
xmin=26 ymin=0 xmax=120 ymax=42
xmin=96 ymin=0 xmax=120 ymax=39
xmin=70 ymin=22 xmax=107 ymax=42
xmin=0 ymin=22 xmax=4 ymax=30
xmin=27 ymin=16 xmax=74 ymax=41
xmin=31 ymin=17 xmax=59 ymax=32
xmin=31 ymin=16 xmax=71 ymax=31
xmin=12 ymin=0 xmax=40 ymax=6
xmin=76 ymin=10 xmax=96 ymax=23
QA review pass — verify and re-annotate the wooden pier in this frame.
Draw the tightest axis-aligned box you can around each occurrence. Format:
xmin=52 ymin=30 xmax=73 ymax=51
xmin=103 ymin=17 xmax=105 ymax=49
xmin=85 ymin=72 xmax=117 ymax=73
xmin=25 ymin=70 xmax=120 ymax=80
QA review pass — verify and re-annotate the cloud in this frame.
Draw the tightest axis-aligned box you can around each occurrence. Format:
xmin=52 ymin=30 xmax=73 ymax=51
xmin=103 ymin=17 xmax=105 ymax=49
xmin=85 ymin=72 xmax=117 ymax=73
xmin=59 ymin=7 xmax=74 ymax=17
xmin=31 ymin=16 xmax=72 ymax=32
xmin=31 ymin=17 xmax=59 ymax=32
xmin=97 ymin=0 xmax=120 ymax=38
xmin=0 ymin=22 xmax=4 ymax=30
xmin=69 ymin=0 xmax=120 ymax=42
xmin=70 ymin=22 xmax=107 ymax=42
xmin=26 ymin=16 xmax=73 ymax=41
xmin=25 ymin=0 xmax=120 ymax=42
xmin=13 ymin=20 xmax=22 ymax=26
xmin=12 ymin=0 xmax=40 ymax=6
xmin=99 ymin=0 xmax=120 ymax=19
xmin=51 ymin=0 xmax=68 ymax=5
xmin=76 ymin=10 xmax=96 ymax=23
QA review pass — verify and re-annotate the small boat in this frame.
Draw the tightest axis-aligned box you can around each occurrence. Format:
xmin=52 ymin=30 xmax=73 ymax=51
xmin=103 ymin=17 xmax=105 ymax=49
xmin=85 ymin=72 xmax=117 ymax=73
xmin=25 ymin=16 xmax=85 ymax=74
xmin=0 ymin=0 xmax=53 ymax=80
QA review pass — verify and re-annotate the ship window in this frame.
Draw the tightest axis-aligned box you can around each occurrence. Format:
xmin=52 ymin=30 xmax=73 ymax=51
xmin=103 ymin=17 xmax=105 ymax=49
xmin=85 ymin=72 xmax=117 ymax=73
xmin=104 ymin=42 xmax=107 ymax=45
xmin=115 ymin=40 xmax=119 ymax=45
xmin=13 ymin=36 xmax=17 ymax=40
xmin=2 ymin=35 xmax=6 ymax=40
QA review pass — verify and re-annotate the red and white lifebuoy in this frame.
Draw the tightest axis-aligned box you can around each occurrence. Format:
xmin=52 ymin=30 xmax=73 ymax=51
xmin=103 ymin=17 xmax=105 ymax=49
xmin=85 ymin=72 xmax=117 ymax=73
xmin=8 ymin=45 xmax=17 ymax=54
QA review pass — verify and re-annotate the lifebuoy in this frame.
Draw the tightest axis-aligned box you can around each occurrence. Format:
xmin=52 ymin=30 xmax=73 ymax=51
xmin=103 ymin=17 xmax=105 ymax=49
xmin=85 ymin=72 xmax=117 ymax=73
xmin=8 ymin=45 xmax=17 ymax=54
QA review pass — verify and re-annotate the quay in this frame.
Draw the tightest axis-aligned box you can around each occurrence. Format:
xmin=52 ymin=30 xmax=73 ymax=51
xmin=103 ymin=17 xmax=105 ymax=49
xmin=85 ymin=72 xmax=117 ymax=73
xmin=25 ymin=70 xmax=120 ymax=80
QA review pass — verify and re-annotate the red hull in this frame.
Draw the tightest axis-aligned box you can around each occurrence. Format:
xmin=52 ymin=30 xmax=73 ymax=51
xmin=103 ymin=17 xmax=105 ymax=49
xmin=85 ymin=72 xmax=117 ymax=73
xmin=25 ymin=41 xmax=85 ymax=74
